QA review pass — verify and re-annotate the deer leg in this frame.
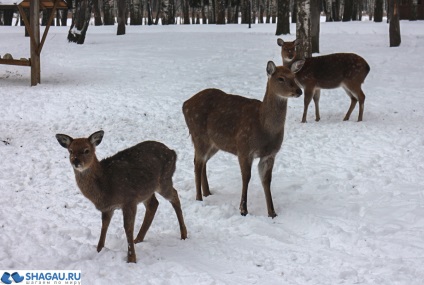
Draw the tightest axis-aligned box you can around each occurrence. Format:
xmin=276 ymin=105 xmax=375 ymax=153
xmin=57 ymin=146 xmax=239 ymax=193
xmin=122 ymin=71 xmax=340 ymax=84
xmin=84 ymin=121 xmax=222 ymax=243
xmin=160 ymin=187 xmax=188 ymax=240
xmin=357 ymin=89 xmax=366 ymax=122
xmin=258 ymin=155 xmax=277 ymax=218
xmin=238 ymin=155 xmax=253 ymax=216
xmin=313 ymin=90 xmax=321 ymax=122
xmin=134 ymin=195 xmax=159 ymax=244
xmin=302 ymin=87 xmax=315 ymax=123
xmin=343 ymin=88 xmax=358 ymax=121
xmin=201 ymin=161 xmax=211 ymax=197
xmin=122 ymin=204 xmax=137 ymax=263
xmin=201 ymin=148 xmax=217 ymax=197
xmin=97 ymin=210 xmax=114 ymax=252
xmin=194 ymin=154 xmax=204 ymax=201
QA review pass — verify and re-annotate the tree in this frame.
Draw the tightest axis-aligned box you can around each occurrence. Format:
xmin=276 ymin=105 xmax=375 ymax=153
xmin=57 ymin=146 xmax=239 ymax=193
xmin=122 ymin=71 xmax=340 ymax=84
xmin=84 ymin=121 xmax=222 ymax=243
xmin=410 ymin=0 xmax=418 ymax=21
xmin=116 ymin=0 xmax=127 ymax=35
xmin=130 ymin=0 xmax=144 ymax=25
xmin=182 ymin=0 xmax=191 ymax=24
xmin=275 ymin=0 xmax=289 ymax=35
xmin=374 ymin=0 xmax=383 ymax=22
xmin=296 ymin=0 xmax=312 ymax=59
xmin=217 ymin=0 xmax=226 ymax=23
xmin=324 ymin=0 xmax=333 ymax=21
xmin=92 ymin=0 xmax=102 ymax=25
xmin=389 ymin=0 xmax=400 ymax=47
xmin=103 ymin=0 xmax=115 ymax=25
xmin=68 ymin=0 xmax=93 ymax=44
xmin=343 ymin=0 xmax=353 ymax=21
xmin=311 ymin=0 xmax=320 ymax=53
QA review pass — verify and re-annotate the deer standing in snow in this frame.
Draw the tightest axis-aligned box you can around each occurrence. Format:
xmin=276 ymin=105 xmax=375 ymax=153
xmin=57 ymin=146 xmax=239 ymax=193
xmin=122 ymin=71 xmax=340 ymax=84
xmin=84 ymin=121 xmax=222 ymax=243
xmin=56 ymin=131 xmax=187 ymax=263
xmin=182 ymin=61 xmax=303 ymax=218
xmin=277 ymin=38 xmax=370 ymax=123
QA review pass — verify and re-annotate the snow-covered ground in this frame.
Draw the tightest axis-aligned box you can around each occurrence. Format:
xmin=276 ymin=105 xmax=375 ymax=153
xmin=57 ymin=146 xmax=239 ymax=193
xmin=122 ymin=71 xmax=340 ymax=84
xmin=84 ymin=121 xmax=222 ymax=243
xmin=1 ymin=20 xmax=424 ymax=284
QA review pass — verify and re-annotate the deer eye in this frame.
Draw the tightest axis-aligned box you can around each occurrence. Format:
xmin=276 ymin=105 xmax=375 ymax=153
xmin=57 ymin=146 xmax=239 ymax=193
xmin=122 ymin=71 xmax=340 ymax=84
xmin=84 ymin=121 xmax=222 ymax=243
xmin=84 ymin=149 xmax=90 ymax=154
xmin=278 ymin=78 xmax=285 ymax=83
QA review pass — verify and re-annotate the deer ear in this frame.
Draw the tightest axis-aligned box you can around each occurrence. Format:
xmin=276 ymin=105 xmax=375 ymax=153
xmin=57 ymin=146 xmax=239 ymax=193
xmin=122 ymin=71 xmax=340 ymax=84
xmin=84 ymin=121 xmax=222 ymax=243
xmin=56 ymin=134 xmax=73 ymax=149
xmin=266 ymin=61 xmax=277 ymax=77
xmin=277 ymin=38 xmax=284 ymax=47
xmin=291 ymin=60 xmax=305 ymax=73
xmin=89 ymin=131 xmax=104 ymax=147
xmin=294 ymin=39 xmax=302 ymax=46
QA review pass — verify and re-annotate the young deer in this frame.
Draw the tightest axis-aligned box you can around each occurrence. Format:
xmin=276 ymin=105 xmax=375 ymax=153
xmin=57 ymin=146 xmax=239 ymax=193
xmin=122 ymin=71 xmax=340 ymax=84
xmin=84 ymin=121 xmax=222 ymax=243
xmin=182 ymin=61 xmax=303 ymax=218
xmin=277 ymin=38 xmax=370 ymax=123
xmin=56 ymin=131 xmax=187 ymax=263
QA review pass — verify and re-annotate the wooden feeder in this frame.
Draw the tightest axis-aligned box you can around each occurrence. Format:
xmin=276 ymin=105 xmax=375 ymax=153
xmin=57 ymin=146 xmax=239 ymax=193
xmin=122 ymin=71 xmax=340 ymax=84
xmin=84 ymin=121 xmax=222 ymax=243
xmin=0 ymin=0 xmax=68 ymax=86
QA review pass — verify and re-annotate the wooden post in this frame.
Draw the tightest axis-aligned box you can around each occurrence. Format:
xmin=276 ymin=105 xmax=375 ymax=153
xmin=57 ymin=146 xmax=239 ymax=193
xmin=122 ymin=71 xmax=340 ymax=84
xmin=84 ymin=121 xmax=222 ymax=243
xmin=30 ymin=0 xmax=40 ymax=86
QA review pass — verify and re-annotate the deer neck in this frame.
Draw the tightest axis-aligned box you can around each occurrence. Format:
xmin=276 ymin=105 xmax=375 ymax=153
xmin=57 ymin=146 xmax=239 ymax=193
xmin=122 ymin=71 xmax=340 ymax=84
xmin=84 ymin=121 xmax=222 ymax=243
xmin=260 ymin=87 xmax=288 ymax=134
xmin=73 ymin=159 xmax=105 ymax=207
xmin=283 ymin=58 xmax=294 ymax=69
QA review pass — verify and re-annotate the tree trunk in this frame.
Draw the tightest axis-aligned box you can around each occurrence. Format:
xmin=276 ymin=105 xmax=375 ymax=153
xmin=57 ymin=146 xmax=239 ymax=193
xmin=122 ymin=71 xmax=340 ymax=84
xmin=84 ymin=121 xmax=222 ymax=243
xmin=342 ymin=0 xmax=352 ymax=21
xmin=162 ymin=0 xmax=170 ymax=24
xmin=92 ymin=0 xmax=102 ymax=25
xmin=324 ymin=0 xmax=333 ymax=21
xmin=389 ymin=0 xmax=401 ymax=46
xmin=217 ymin=0 xmax=226 ymax=23
xmin=130 ymin=0 xmax=143 ymax=25
xmin=352 ymin=0 xmax=358 ymax=20
xmin=292 ymin=0 xmax=297 ymax=23
xmin=311 ymin=0 xmax=320 ymax=53
xmin=271 ymin=0 xmax=276 ymax=23
xmin=296 ymin=0 xmax=311 ymax=59
xmin=333 ymin=0 xmax=341 ymax=21
xmin=117 ymin=0 xmax=127 ymax=34
xmin=410 ymin=0 xmax=417 ymax=21
xmin=374 ymin=0 xmax=383 ymax=22
xmin=3 ymin=9 xmax=14 ymax=25
xmin=275 ymin=0 xmax=290 ymax=35
xmin=103 ymin=0 xmax=115 ymax=25
xmin=183 ymin=0 xmax=191 ymax=23
xmin=146 ymin=0 xmax=153 ymax=25
xmin=68 ymin=0 xmax=93 ymax=44
xmin=42 ymin=9 xmax=52 ymax=26
xmin=258 ymin=0 xmax=264 ymax=23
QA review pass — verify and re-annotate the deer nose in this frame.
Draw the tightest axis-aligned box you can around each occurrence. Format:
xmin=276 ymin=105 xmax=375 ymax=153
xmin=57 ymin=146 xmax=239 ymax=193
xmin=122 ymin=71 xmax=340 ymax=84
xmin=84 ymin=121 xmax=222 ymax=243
xmin=73 ymin=158 xmax=81 ymax=168
xmin=296 ymin=88 xmax=303 ymax=97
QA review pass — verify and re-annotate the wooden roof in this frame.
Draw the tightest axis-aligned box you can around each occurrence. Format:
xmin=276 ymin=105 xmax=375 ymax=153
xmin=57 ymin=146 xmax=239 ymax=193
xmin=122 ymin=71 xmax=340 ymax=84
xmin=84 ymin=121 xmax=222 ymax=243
xmin=0 ymin=0 xmax=68 ymax=9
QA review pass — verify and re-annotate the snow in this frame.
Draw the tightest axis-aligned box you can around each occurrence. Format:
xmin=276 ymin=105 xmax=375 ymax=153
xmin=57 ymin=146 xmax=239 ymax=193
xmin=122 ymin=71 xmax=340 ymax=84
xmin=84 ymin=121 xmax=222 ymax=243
xmin=1 ymin=20 xmax=424 ymax=284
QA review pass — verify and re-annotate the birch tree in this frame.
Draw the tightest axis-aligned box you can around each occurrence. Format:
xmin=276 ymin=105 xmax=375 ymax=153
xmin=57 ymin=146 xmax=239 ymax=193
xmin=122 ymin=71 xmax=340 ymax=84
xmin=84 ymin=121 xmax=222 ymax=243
xmin=68 ymin=0 xmax=93 ymax=44
xmin=296 ymin=0 xmax=311 ymax=58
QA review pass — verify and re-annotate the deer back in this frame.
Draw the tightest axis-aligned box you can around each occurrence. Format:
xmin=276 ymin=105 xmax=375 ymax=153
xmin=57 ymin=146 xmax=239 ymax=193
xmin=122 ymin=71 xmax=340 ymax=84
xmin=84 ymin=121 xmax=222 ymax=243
xmin=296 ymin=53 xmax=370 ymax=89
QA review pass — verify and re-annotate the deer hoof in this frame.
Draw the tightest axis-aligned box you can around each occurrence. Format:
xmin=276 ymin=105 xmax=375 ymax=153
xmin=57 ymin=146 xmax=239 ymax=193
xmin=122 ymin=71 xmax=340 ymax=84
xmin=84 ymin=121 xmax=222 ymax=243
xmin=97 ymin=244 xmax=104 ymax=253
xmin=127 ymin=254 xmax=137 ymax=263
xmin=268 ymin=212 xmax=277 ymax=219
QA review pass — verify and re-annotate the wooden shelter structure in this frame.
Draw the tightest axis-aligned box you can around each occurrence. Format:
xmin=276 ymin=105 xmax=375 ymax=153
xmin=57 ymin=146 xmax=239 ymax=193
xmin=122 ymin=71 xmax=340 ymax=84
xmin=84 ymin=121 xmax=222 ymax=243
xmin=0 ymin=0 xmax=68 ymax=86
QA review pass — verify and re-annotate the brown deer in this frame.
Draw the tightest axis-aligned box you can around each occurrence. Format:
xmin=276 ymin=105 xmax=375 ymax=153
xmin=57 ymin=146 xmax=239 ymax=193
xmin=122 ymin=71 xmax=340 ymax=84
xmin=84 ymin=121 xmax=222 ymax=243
xmin=277 ymin=38 xmax=370 ymax=123
xmin=182 ymin=61 xmax=303 ymax=218
xmin=55 ymin=131 xmax=187 ymax=263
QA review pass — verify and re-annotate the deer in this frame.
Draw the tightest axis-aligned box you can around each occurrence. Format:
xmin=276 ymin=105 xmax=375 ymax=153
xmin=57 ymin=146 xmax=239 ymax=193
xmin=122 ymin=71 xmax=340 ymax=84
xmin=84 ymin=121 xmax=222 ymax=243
xmin=182 ymin=61 xmax=303 ymax=218
xmin=277 ymin=38 xmax=370 ymax=123
xmin=55 ymin=131 xmax=187 ymax=263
